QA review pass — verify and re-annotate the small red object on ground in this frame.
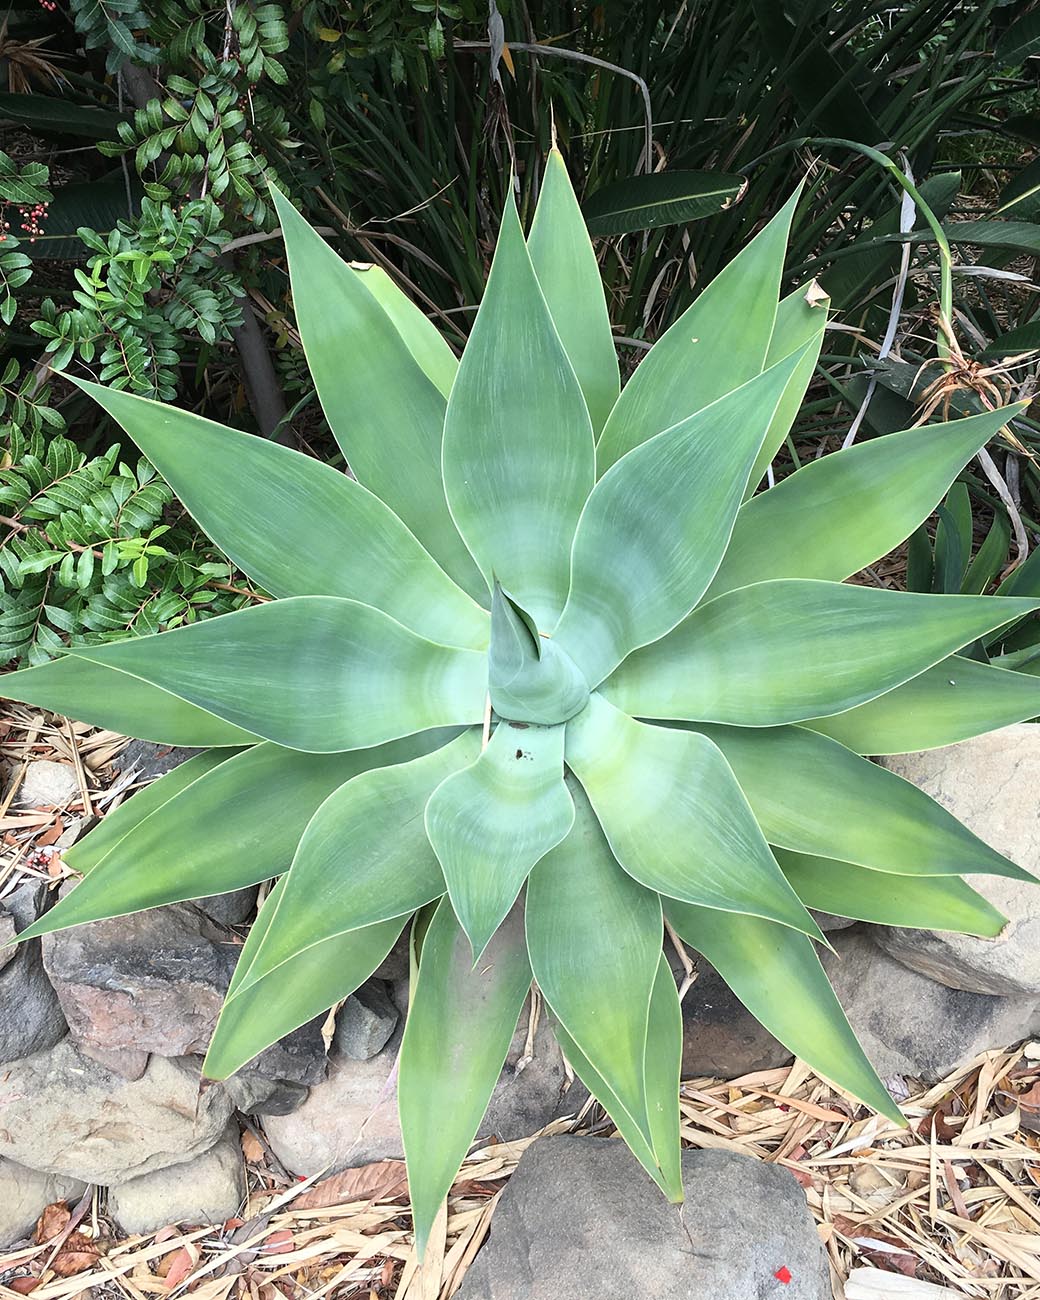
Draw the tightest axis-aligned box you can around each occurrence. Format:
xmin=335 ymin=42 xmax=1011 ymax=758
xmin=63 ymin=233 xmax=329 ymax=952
xmin=775 ymin=1265 xmax=792 ymax=1284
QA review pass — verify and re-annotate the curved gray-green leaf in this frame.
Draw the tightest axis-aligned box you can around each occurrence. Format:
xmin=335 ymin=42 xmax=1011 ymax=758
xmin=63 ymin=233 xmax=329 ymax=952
xmin=75 ymin=379 xmax=489 ymax=651
xmin=684 ymin=722 xmax=1032 ymax=882
xmin=425 ymin=720 xmax=573 ymax=960
xmin=776 ymin=849 xmax=1006 ymax=935
xmin=442 ymin=196 xmax=594 ymax=628
xmin=604 ymin=580 xmax=1040 ymax=726
xmin=595 ymin=187 xmax=799 ymax=471
xmin=528 ymin=147 xmax=620 ymax=435
xmin=400 ymin=898 xmax=532 ymax=1252
xmin=743 ymin=285 xmax=830 ymax=498
xmin=349 ymin=262 xmax=458 ymax=398
xmin=716 ymin=407 xmax=1024 ymax=598
xmin=666 ymin=900 xmax=902 ymax=1125
xmin=269 ymin=185 xmax=483 ymax=599
xmin=566 ymin=695 xmax=820 ymax=938
xmin=488 ymin=583 xmax=589 ymax=724
xmin=66 ymin=749 xmax=236 ymax=875
xmin=230 ymin=733 xmax=478 ymax=995
xmin=19 ymin=734 xmax=451 ymax=942
xmin=1 ymin=655 xmax=260 ymax=747
xmin=554 ymin=354 xmax=803 ymax=686
xmin=205 ymin=883 xmax=403 ymax=1080
xmin=802 ymin=656 xmax=1040 ymax=754
xmin=64 ymin=598 xmax=487 ymax=753
xmin=526 ymin=784 xmax=662 ymax=1138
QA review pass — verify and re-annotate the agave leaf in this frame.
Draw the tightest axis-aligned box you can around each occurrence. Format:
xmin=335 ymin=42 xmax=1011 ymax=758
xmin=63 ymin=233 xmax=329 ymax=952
xmin=348 ymin=263 xmax=458 ymax=398
xmin=442 ymin=196 xmax=595 ymax=628
xmin=566 ymin=695 xmax=820 ymax=938
xmin=528 ymin=148 xmax=620 ymax=436
xmin=744 ymin=285 xmax=830 ymax=499
xmin=552 ymin=953 xmax=683 ymax=1202
xmin=804 ymin=656 xmax=1040 ymax=754
xmin=18 ymin=734 xmax=454 ymax=942
xmin=526 ymin=783 xmax=662 ymax=1139
xmin=63 ymin=598 xmax=487 ymax=753
xmin=595 ymin=187 xmax=799 ymax=471
xmin=603 ymin=580 xmax=1040 ymax=726
xmin=65 ymin=749 xmax=237 ymax=875
xmin=666 ymin=900 xmax=902 ymax=1125
xmin=75 ymin=380 xmax=488 ymax=652
xmin=776 ymin=849 xmax=1006 ymax=936
xmin=425 ymin=720 xmax=573 ymax=959
xmin=716 ymin=408 xmax=1025 ymax=597
xmin=684 ymin=722 xmax=1032 ymax=882
xmin=1 ymin=655 xmax=260 ymax=747
xmin=205 ymin=880 xmax=403 ymax=1080
xmin=269 ymin=186 xmax=482 ymax=599
xmin=554 ymin=354 xmax=803 ymax=686
xmin=399 ymin=897 xmax=532 ymax=1252
xmin=488 ymin=583 xmax=589 ymax=724
xmin=230 ymin=733 xmax=479 ymax=995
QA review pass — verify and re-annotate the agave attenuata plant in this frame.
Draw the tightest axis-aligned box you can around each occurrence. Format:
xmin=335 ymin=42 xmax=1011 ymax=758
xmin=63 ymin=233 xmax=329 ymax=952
xmin=5 ymin=152 xmax=1040 ymax=1245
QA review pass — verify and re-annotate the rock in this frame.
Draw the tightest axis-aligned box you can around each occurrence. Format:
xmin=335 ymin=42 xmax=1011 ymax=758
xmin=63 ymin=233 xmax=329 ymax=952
xmin=0 ymin=910 xmax=17 ymax=971
xmin=80 ymin=1043 xmax=150 ymax=1081
xmin=108 ymin=1122 xmax=245 ymax=1234
xmin=0 ymin=1159 xmax=86 ymax=1249
xmin=0 ymin=883 xmax=68 ymax=1065
xmin=0 ymin=1038 xmax=234 ymax=1185
xmin=197 ymin=886 xmax=259 ymax=926
xmin=812 ymin=910 xmax=857 ymax=933
xmin=42 ymin=901 xmax=326 ymax=1084
xmin=113 ymin=739 xmax=201 ymax=780
xmin=17 ymin=760 xmax=80 ymax=809
xmin=456 ymin=1136 xmax=829 ymax=1300
xmin=225 ymin=1074 xmax=310 ymax=1117
xmin=680 ymin=959 xmax=793 ymax=1078
xmin=263 ymin=1004 xmax=584 ymax=1175
xmin=371 ymin=931 xmax=410 ymax=983
xmin=824 ymin=928 xmax=1039 ymax=1082
xmin=876 ymin=727 xmax=1040 ymax=996
xmin=333 ymin=980 xmax=399 ymax=1061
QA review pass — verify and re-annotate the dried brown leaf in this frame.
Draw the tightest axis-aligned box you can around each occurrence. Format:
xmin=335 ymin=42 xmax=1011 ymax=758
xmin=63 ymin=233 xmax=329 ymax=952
xmin=34 ymin=1202 xmax=71 ymax=1244
xmin=292 ymin=1160 xmax=408 ymax=1209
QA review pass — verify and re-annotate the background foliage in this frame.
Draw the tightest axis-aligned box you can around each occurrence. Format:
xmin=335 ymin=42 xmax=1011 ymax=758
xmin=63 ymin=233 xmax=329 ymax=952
xmin=1 ymin=0 xmax=1039 ymax=664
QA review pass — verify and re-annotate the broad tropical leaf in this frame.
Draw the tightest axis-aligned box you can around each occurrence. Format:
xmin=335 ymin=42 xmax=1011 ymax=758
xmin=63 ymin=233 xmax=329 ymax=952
xmin=19 ymin=734 xmax=454 ymax=941
xmin=2 ymin=654 xmax=260 ymax=747
xmin=688 ymin=722 xmax=1032 ymax=881
xmin=442 ymin=196 xmax=595 ymax=628
xmin=566 ymin=695 xmax=820 ymax=937
xmin=581 ymin=168 xmax=746 ymax=236
xmin=425 ymin=720 xmax=573 ymax=959
xmin=804 ymin=656 xmax=1040 ymax=754
xmin=554 ymin=355 xmax=804 ymax=686
xmin=229 ymin=734 xmax=479 ymax=995
xmin=528 ymin=148 xmax=620 ymax=435
xmin=776 ymin=850 xmax=1006 ymax=935
xmin=348 ymin=263 xmax=458 ymax=398
xmin=666 ymin=900 xmax=902 ymax=1125
xmin=487 ymin=583 xmax=589 ymax=724
xmin=604 ymin=581 xmax=1039 ymax=725
xmin=715 ymin=408 xmax=1023 ymax=597
xmin=63 ymin=599 xmax=487 ymax=752
xmin=400 ymin=899 xmax=532 ymax=1251
xmin=269 ymin=186 xmax=482 ymax=598
xmin=595 ymin=187 xmax=799 ymax=471
xmin=76 ymin=379 xmax=489 ymax=651
xmin=527 ymin=784 xmax=663 ymax=1146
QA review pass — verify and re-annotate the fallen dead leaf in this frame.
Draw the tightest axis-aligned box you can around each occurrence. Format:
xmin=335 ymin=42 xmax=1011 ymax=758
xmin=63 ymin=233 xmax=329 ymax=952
xmin=293 ymin=1160 xmax=408 ymax=1209
xmin=241 ymin=1130 xmax=265 ymax=1163
xmin=34 ymin=1202 xmax=71 ymax=1244
xmin=7 ymin=1277 xmax=39 ymax=1294
xmin=161 ymin=1243 xmax=199 ymax=1290
xmin=48 ymin=1232 xmax=101 ymax=1278
xmin=258 ymin=1229 xmax=295 ymax=1255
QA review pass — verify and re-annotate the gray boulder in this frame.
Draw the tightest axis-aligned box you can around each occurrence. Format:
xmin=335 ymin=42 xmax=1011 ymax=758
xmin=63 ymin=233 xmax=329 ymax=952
xmin=825 ymin=928 xmax=1039 ymax=1081
xmin=0 ymin=1159 xmax=86 ymax=1249
xmin=0 ymin=883 xmax=68 ymax=1066
xmin=680 ymin=959 xmax=793 ymax=1078
xmin=876 ymin=726 xmax=1040 ymax=996
xmin=108 ymin=1122 xmax=245 ymax=1234
xmin=262 ymin=1002 xmax=584 ymax=1176
xmin=333 ymin=979 xmax=399 ymax=1061
xmin=0 ymin=1038 xmax=234 ymax=1185
xmin=42 ymin=900 xmax=326 ymax=1088
xmin=456 ymin=1137 xmax=829 ymax=1299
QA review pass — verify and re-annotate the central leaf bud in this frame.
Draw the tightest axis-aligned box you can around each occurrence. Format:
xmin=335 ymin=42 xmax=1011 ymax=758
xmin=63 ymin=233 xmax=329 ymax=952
xmin=488 ymin=583 xmax=590 ymax=725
